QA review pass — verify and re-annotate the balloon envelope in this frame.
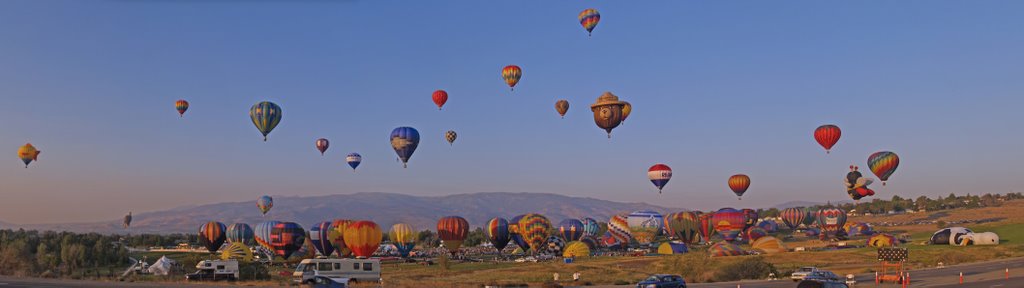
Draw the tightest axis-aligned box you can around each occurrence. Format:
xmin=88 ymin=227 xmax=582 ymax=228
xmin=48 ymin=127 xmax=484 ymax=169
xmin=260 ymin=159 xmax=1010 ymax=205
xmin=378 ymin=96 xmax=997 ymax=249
xmin=199 ymin=221 xmax=227 ymax=253
xmin=257 ymin=195 xmax=273 ymax=215
xmin=712 ymin=208 xmax=746 ymax=242
xmin=709 ymin=241 xmax=745 ymax=257
xmin=346 ymin=153 xmax=362 ymax=170
xmin=309 ymin=222 xmax=335 ymax=257
xmin=270 ymin=222 xmax=306 ymax=259
xmin=502 ymin=65 xmax=522 ymax=90
xmin=563 ymin=241 xmax=590 ymax=258
xmin=343 ymin=220 xmax=382 ymax=258
xmin=437 ymin=216 xmax=470 ymax=252
xmin=780 ymin=208 xmax=807 ymax=230
xmin=175 ymin=99 xmax=189 ymax=117
xmin=432 ymin=90 xmax=448 ymax=110
xmin=329 ymin=219 xmax=354 ymax=257
xmin=486 ymin=218 xmax=511 ymax=253
xmin=648 ymin=164 xmax=672 ymax=193
xmin=249 ymin=101 xmax=282 ymax=141
xmin=254 ymin=221 xmax=281 ymax=251
xmin=390 ymin=127 xmax=420 ymax=168
xmin=627 ymin=210 xmax=664 ymax=245
xmin=665 ymin=211 xmax=701 ymax=244
xmin=816 ymin=208 xmax=848 ymax=240
xmin=557 ymin=219 xmax=585 ymax=242
xmin=315 ymin=138 xmax=329 ymax=155
xmin=606 ymin=214 xmax=632 ymax=248
xmin=578 ymin=8 xmax=600 ymax=36
xmin=227 ymin=223 xmax=255 ymax=246
xmin=728 ymin=175 xmax=751 ymax=199
xmin=389 ymin=223 xmax=416 ymax=257
xmin=17 ymin=143 xmax=40 ymax=168
xmin=555 ymin=100 xmax=569 ymax=118
xmin=580 ymin=218 xmax=600 ymax=238
xmin=867 ymin=151 xmax=900 ymax=184
xmin=518 ymin=213 xmax=552 ymax=252
xmin=509 ymin=214 xmax=531 ymax=252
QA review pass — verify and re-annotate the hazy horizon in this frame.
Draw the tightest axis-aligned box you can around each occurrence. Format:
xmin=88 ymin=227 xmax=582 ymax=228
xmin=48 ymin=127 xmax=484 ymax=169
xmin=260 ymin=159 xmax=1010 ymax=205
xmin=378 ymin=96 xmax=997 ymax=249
xmin=3 ymin=1 xmax=1023 ymax=224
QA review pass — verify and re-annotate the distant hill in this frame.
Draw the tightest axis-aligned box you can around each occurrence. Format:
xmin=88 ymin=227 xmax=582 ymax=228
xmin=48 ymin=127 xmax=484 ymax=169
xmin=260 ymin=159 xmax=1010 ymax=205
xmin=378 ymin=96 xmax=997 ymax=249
xmin=7 ymin=192 xmax=683 ymax=234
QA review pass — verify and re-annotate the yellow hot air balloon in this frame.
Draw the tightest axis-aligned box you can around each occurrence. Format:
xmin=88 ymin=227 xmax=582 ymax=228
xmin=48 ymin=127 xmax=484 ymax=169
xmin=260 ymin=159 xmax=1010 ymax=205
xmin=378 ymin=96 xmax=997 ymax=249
xmin=750 ymin=236 xmax=787 ymax=254
xmin=562 ymin=241 xmax=590 ymax=258
xmin=17 ymin=143 xmax=40 ymax=168
xmin=389 ymin=223 xmax=417 ymax=257
xmin=343 ymin=220 xmax=382 ymax=258
xmin=220 ymin=242 xmax=254 ymax=262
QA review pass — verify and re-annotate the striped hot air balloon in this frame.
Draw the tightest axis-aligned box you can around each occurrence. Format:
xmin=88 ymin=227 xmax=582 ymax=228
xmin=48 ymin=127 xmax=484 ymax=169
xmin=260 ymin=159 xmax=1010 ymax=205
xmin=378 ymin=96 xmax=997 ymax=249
xmin=712 ymin=208 xmax=746 ymax=242
xmin=708 ymin=241 xmax=745 ymax=257
xmin=580 ymin=218 xmax=600 ymax=238
xmin=648 ymin=164 xmax=672 ymax=193
xmin=346 ymin=153 xmax=362 ymax=171
xmin=309 ymin=222 xmax=335 ymax=257
xmin=664 ymin=211 xmax=701 ymax=244
xmin=389 ymin=223 xmax=417 ymax=258
xmin=175 ymin=99 xmax=189 ymax=117
xmin=557 ymin=219 xmax=585 ymax=242
xmin=728 ymin=174 xmax=751 ymax=200
xmin=437 ymin=216 xmax=470 ymax=252
xmin=814 ymin=124 xmax=841 ymax=154
xmin=226 ymin=223 xmax=255 ymax=246
xmin=269 ymin=222 xmax=306 ymax=259
xmin=509 ymin=214 xmax=531 ymax=252
xmin=486 ymin=218 xmax=511 ymax=253
xmin=518 ymin=213 xmax=552 ymax=252
xmin=254 ymin=220 xmax=281 ymax=251
xmin=343 ymin=220 xmax=382 ymax=258
xmin=199 ymin=221 xmax=227 ymax=254
xmin=698 ymin=212 xmax=716 ymax=243
xmin=867 ymin=151 xmax=900 ymax=185
xmin=578 ymin=8 xmax=601 ymax=37
xmin=817 ymin=208 xmax=848 ymax=240
xmin=780 ymin=207 xmax=807 ymax=230
xmin=249 ymin=101 xmax=282 ymax=141
xmin=501 ymin=65 xmax=522 ymax=91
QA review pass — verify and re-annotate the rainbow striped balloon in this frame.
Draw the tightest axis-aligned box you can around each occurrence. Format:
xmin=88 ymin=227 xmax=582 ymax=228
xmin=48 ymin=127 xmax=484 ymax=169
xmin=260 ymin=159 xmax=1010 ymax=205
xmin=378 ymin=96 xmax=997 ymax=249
xmin=867 ymin=151 xmax=900 ymax=185
xmin=501 ymin=65 xmax=521 ymax=91
xmin=517 ymin=213 xmax=552 ymax=252
xmin=578 ymin=8 xmax=601 ymax=36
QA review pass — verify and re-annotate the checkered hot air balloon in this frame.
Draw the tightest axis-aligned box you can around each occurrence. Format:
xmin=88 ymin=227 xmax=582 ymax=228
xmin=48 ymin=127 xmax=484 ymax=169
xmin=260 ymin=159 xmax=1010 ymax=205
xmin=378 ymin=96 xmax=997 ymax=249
xmin=444 ymin=130 xmax=457 ymax=146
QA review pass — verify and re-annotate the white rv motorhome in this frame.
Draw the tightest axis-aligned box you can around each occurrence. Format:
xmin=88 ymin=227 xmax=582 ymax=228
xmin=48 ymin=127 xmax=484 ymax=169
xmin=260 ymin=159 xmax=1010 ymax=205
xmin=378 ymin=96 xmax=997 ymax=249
xmin=293 ymin=258 xmax=381 ymax=284
xmin=186 ymin=259 xmax=239 ymax=281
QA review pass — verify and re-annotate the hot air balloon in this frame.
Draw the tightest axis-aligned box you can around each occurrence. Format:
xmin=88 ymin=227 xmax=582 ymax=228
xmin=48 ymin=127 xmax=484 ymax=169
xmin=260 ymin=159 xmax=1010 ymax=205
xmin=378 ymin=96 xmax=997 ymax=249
xmin=578 ymin=8 xmax=601 ymax=37
xmin=315 ymin=138 xmax=329 ymax=156
xmin=343 ymin=220 xmax=382 ymax=258
xmin=227 ymin=223 xmax=255 ymax=246
xmin=389 ymin=223 xmax=416 ymax=258
xmin=437 ymin=216 xmax=470 ymax=252
xmin=432 ymin=90 xmax=448 ymax=110
xmin=814 ymin=125 xmax=841 ymax=154
xmin=664 ymin=211 xmax=701 ymax=244
xmin=657 ymin=241 xmax=689 ymax=255
xmin=648 ymin=164 xmax=672 ymax=193
xmin=708 ymin=241 xmax=745 ymax=257
xmin=257 ymin=195 xmax=273 ymax=215
xmin=254 ymin=220 xmax=281 ymax=252
xmin=518 ymin=213 xmax=552 ymax=253
xmin=555 ymin=100 xmax=569 ymax=118
xmin=557 ymin=219 xmax=585 ymax=242
xmin=249 ymin=101 xmax=282 ymax=141
xmin=509 ymin=214 xmax=531 ymax=252
xmin=444 ymin=130 xmax=457 ymax=146
xmin=698 ymin=212 xmax=716 ymax=243
xmin=199 ymin=221 xmax=227 ymax=254
xmin=728 ymin=174 xmax=751 ymax=200
xmin=346 ymin=153 xmax=362 ymax=171
xmin=846 ymin=222 xmax=874 ymax=236
xmin=175 ymin=99 xmax=189 ymax=117
xmin=502 ymin=65 xmax=521 ymax=91
xmin=580 ymin=218 xmax=600 ymax=238
xmin=756 ymin=220 xmax=779 ymax=233
xmin=123 ymin=212 xmax=132 ymax=229
xmin=285 ymin=237 xmax=316 ymax=263
xmin=627 ymin=210 xmax=664 ymax=245
xmin=750 ymin=236 xmax=786 ymax=254
xmin=590 ymin=92 xmax=627 ymax=138
xmin=816 ymin=208 xmax=848 ymax=240
xmin=270 ymin=222 xmax=306 ymax=259
xmin=221 ymin=242 xmax=255 ymax=262
xmin=621 ymin=101 xmax=632 ymax=123
xmin=486 ymin=218 xmax=511 ymax=253
xmin=867 ymin=151 xmax=899 ymax=186
xmin=390 ymin=127 xmax=420 ymax=168
xmin=711 ymin=208 xmax=746 ymax=242
xmin=563 ymin=241 xmax=591 ymax=258
xmin=744 ymin=227 xmax=768 ymax=242
xmin=780 ymin=208 xmax=807 ymax=230
xmin=329 ymin=219 xmax=354 ymax=257
xmin=802 ymin=208 xmax=817 ymax=226
xmin=601 ymin=231 xmax=622 ymax=249
xmin=606 ymin=214 xmax=632 ymax=248
xmin=309 ymin=222 xmax=335 ymax=257
xmin=845 ymin=165 xmax=876 ymax=200
xmin=17 ymin=143 xmax=40 ymax=168
xmin=742 ymin=208 xmax=758 ymax=229
xmin=544 ymin=236 xmax=566 ymax=255
xmin=867 ymin=233 xmax=898 ymax=247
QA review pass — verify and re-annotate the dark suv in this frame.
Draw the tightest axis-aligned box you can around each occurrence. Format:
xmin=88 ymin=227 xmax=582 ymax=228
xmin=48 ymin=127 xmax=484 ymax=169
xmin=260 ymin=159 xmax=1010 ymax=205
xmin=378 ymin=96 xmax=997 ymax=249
xmin=636 ymin=274 xmax=686 ymax=288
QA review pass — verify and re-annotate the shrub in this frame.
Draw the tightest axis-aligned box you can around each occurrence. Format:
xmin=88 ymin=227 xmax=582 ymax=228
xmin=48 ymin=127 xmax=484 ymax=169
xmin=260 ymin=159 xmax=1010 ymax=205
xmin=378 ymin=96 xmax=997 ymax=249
xmin=713 ymin=256 xmax=775 ymax=282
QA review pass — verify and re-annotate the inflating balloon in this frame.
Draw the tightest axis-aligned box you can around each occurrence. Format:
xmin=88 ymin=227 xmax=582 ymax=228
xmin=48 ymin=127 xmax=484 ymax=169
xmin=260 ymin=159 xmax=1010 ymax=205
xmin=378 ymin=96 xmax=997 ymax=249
xmin=437 ymin=216 xmax=470 ymax=252
xmin=389 ymin=223 xmax=416 ymax=258
xmin=780 ymin=208 xmax=807 ymax=230
xmin=486 ymin=217 xmax=511 ymax=253
xmin=580 ymin=218 xmax=600 ymax=238
xmin=664 ymin=211 xmax=701 ymax=244
xmin=711 ymin=208 xmax=745 ymax=242
xmin=199 ymin=221 xmax=227 ymax=254
xmin=557 ymin=219 xmax=584 ymax=242
xmin=309 ymin=222 xmax=335 ymax=257
xmin=343 ymin=220 xmax=382 ymax=258
xmin=627 ymin=210 xmax=664 ymax=245
xmin=227 ymin=223 xmax=255 ymax=246
xmin=518 ymin=213 xmax=552 ymax=252
xmin=270 ymin=222 xmax=306 ymax=259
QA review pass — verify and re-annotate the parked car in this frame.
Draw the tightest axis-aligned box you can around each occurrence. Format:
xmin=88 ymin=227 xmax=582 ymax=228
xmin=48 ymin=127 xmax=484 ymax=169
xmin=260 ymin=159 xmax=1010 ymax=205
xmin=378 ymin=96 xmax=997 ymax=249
xmin=791 ymin=267 xmax=819 ymax=282
xmin=305 ymin=276 xmax=350 ymax=288
xmin=797 ymin=279 xmax=849 ymax=288
xmin=803 ymin=270 xmax=842 ymax=282
xmin=636 ymin=274 xmax=686 ymax=288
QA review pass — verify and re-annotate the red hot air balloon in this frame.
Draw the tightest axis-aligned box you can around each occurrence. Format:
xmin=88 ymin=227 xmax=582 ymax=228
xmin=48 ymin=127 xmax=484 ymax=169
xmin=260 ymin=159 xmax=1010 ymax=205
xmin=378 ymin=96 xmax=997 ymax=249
xmin=437 ymin=216 xmax=470 ymax=252
xmin=814 ymin=125 xmax=842 ymax=154
xmin=432 ymin=90 xmax=448 ymax=110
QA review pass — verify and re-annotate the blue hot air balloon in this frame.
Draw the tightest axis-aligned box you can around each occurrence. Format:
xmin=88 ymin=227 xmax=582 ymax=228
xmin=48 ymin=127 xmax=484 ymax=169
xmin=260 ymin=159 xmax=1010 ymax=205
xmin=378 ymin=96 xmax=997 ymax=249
xmin=249 ymin=101 xmax=282 ymax=141
xmin=558 ymin=219 xmax=585 ymax=242
xmin=390 ymin=127 xmax=420 ymax=168
xmin=581 ymin=218 xmax=600 ymax=238
xmin=346 ymin=153 xmax=362 ymax=170
xmin=309 ymin=221 xmax=335 ymax=257
xmin=227 ymin=223 xmax=255 ymax=246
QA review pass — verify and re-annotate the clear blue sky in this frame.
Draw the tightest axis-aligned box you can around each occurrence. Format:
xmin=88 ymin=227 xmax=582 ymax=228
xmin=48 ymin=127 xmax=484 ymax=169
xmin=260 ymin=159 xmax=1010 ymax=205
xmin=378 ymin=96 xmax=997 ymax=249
xmin=2 ymin=1 xmax=1022 ymax=224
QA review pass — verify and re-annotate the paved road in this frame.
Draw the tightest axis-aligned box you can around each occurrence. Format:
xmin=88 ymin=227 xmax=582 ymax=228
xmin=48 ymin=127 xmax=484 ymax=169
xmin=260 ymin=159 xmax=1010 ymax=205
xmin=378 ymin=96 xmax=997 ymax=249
xmin=587 ymin=257 xmax=1024 ymax=288
xmin=0 ymin=277 xmax=279 ymax=288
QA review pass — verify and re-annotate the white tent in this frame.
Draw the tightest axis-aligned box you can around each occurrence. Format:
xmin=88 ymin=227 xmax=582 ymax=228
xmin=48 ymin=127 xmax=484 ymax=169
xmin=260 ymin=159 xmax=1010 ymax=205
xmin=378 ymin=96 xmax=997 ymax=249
xmin=147 ymin=256 xmax=176 ymax=276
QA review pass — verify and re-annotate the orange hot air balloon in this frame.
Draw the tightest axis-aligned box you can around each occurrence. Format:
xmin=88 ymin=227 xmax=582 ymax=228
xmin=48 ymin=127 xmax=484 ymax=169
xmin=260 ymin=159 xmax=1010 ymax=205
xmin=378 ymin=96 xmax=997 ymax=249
xmin=329 ymin=219 xmax=354 ymax=257
xmin=17 ymin=143 xmax=40 ymax=168
xmin=175 ymin=99 xmax=189 ymax=117
xmin=343 ymin=220 xmax=382 ymax=258
xmin=437 ymin=216 xmax=470 ymax=252
xmin=432 ymin=90 xmax=448 ymax=110
xmin=728 ymin=174 xmax=751 ymax=200
xmin=814 ymin=125 xmax=841 ymax=154
xmin=502 ymin=65 xmax=522 ymax=91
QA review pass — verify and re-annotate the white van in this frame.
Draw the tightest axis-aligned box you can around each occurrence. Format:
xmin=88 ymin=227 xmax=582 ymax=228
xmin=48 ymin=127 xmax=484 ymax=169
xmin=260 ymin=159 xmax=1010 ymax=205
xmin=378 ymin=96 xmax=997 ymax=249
xmin=293 ymin=258 xmax=381 ymax=284
xmin=186 ymin=259 xmax=239 ymax=281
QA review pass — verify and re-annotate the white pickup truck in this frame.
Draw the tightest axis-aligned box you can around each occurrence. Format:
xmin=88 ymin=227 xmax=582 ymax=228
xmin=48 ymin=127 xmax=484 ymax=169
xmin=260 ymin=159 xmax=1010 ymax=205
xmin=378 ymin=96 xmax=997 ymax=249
xmin=791 ymin=267 xmax=818 ymax=282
